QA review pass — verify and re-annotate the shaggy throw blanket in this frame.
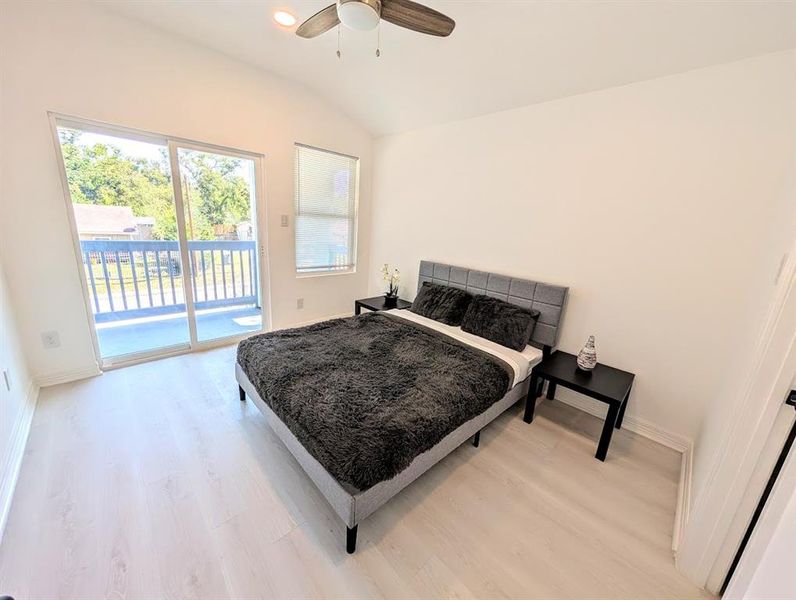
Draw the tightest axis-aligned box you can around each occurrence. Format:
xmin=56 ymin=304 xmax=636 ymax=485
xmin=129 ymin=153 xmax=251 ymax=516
xmin=237 ymin=312 xmax=512 ymax=490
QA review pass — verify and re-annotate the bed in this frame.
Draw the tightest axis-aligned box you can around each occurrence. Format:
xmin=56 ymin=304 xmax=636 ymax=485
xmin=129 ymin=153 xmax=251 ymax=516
xmin=235 ymin=261 xmax=568 ymax=553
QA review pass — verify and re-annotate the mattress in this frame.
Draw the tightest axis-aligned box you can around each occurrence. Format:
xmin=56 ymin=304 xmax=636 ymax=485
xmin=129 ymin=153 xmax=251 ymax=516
xmin=236 ymin=362 xmax=533 ymax=528
xmin=383 ymin=308 xmax=543 ymax=387
xmin=237 ymin=311 xmax=525 ymax=491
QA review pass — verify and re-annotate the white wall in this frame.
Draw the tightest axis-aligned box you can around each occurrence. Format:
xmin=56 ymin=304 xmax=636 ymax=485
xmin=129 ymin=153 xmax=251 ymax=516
xmin=370 ymin=50 xmax=796 ymax=445
xmin=691 ymin=150 xmax=796 ymax=507
xmin=0 ymin=257 xmax=36 ymax=538
xmin=0 ymin=2 xmax=373 ymax=382
xmin=0 ymin=32 xmax=37 ymax=532
xmin=683 ymin=263 xmax=796 ymax=591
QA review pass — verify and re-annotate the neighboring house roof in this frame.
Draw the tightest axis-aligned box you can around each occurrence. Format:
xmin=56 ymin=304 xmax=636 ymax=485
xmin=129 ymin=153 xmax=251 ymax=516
xmin=73 ymin=204 xmax=138 ymax=235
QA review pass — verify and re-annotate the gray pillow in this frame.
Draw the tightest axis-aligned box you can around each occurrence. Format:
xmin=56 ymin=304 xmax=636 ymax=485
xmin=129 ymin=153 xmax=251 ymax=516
xmin=461 ymin=295 xmax=540 ymax=351
xmin=410 ymin=282 xmax=472 ymax=326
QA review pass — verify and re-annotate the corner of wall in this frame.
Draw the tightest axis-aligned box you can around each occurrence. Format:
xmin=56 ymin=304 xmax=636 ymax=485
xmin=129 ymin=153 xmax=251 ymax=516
xmin=673 ymin=439 xmax=694 ymax=554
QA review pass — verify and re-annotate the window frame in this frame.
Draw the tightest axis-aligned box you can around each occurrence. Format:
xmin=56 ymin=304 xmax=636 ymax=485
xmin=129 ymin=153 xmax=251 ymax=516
xmin=294 ymin=142 xmax=360 ymax=277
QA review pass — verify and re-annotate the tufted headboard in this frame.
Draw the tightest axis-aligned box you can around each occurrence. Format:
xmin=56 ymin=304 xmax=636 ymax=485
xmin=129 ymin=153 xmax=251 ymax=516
xmin=417 ymin=260 xmax=568 ymax=349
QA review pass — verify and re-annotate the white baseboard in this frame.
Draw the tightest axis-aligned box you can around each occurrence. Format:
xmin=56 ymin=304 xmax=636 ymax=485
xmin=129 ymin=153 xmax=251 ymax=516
xmin=550 ymin=390 xmax=693 ymax=554
xmin=673 ymin=441 xmax=693 ymax=553
xmin=35 ymin=364 xmax=101 ymax=387
xmin=624 ymin=414 xmax=692 ymax=453
xmin=0 ymin=381 xmax=39 ymax=544
xmin=552 ymin=391 xmax=691 ymax=452
xmin=36 ymin=316 xmax=351 ymax=383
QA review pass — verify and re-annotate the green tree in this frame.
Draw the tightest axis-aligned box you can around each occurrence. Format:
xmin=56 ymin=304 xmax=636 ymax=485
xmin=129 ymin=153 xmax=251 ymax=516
xmin=58 ymin=130 xmax=252 ymax=242
xmin=180 ymin=151 xmax=250 ymax=240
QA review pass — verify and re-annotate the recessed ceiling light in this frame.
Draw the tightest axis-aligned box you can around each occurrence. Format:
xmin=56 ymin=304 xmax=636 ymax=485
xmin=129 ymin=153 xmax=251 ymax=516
xmin=274 ymin=10 xmax=297 ymax=27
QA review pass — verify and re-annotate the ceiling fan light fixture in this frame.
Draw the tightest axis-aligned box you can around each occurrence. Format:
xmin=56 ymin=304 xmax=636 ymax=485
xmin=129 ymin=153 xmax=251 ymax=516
xmin=337 ymin=0 xmax=380 ymax=31
xmin=295 ymin=0 xmax=454 ymax=40
xmin=273 ymin=10 xmax=297 ymax=27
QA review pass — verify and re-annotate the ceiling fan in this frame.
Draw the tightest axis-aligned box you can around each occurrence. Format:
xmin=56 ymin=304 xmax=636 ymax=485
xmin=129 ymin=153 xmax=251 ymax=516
xmin=296 ymin=0 xmax=455 ymax=39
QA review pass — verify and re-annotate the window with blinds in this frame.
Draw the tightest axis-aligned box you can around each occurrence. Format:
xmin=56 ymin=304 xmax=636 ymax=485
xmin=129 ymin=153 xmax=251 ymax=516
xmin=294 ymin=144 xmax=359 ymax=274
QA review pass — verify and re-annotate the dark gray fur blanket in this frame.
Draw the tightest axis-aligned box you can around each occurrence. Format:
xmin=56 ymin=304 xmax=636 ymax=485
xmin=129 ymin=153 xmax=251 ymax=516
xmin=237 ymin=312 xmax=512 ymax=490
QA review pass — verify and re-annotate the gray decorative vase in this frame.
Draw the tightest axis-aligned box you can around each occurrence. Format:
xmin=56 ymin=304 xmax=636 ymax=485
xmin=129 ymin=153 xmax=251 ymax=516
xmin=577 ymin=335 xmax=597 ymax=372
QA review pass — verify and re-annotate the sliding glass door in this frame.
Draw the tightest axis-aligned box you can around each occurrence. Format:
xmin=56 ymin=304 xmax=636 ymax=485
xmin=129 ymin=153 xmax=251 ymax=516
xmin=57 ymin=125 xmax=191 ymax=360
xmin=174 ymin=145 xmax=262 ymax=343
xmin=55 ymin=119 xmax=265 ymax=366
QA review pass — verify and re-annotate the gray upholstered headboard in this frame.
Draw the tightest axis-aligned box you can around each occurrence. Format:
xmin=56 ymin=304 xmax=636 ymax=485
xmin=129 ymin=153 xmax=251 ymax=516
xmin=418 ymin=260 xmax=568 ymax=349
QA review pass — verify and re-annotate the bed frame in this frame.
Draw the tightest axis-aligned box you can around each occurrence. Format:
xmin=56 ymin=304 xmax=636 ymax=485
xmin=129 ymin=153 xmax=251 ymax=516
xmin=236 ymin=261 xmax=568 ymax=553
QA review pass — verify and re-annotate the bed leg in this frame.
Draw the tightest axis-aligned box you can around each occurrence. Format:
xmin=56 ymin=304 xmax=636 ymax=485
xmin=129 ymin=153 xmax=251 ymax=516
xmin=239 ymin=385 xmax=246 ymax=402
xmin=524 ymin=374 xmax=539 ymax=423
xmin=346 ymin=525 xmax=358 ymax=554
xmin=472 ymin=430 xmax=481 ymax=447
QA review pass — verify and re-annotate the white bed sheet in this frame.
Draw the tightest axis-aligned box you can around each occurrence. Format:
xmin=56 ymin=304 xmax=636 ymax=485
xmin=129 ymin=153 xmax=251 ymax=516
xmin=384 ymin=308 xmax=543 ymax=387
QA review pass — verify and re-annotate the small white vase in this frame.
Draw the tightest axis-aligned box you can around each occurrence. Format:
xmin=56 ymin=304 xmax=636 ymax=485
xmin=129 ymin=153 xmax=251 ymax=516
xmin=577 ymin=335 xmax=597 ymax=371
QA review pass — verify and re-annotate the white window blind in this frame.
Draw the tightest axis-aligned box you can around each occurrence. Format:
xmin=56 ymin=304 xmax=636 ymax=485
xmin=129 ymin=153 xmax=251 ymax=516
xmin=294 ymin=144 xmax=359 ymax=273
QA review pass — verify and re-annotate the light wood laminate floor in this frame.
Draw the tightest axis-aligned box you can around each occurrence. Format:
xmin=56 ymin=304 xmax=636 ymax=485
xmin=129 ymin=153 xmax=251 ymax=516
xmin=0 ymin=346 xmax=711 ymax=599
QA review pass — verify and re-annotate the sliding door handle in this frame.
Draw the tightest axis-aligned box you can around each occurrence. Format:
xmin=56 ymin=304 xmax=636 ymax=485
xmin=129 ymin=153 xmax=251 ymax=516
xmin=787 ymin=390 xmax=796 ymax=409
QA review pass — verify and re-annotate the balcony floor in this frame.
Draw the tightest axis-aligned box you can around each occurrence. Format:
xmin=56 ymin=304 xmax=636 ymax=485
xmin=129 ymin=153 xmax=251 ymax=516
xmin=96 ymin=306 xmax=262 ymax=359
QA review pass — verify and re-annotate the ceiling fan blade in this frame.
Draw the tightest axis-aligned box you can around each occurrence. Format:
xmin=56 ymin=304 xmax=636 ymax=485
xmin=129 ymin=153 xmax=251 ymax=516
xmin=296 ymin=4 xmax=340 ymax=39
xmin=380 ymin=0 xmax=455 ymax=37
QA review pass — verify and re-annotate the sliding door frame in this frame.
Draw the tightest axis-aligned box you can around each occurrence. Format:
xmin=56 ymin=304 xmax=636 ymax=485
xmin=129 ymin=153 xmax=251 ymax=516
xmin=170 ymin=140 xmax=268 ymax=350
xmin=167 ymin=140 xmax=200 ymax=351
xmin=48 ymin=112 xmax=271 ymax=370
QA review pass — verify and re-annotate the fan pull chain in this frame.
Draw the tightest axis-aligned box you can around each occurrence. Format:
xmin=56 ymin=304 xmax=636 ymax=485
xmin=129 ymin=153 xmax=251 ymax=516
xmin=337 ymin=25 xmax=341 ymax=59
xmin=376 ymin=22 xmax=381 ymax=58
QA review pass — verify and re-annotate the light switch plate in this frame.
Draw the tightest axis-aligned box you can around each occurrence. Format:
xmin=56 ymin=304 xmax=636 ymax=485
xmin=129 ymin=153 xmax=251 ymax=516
xmin=281 ymin=215 xmax=289 ymax=227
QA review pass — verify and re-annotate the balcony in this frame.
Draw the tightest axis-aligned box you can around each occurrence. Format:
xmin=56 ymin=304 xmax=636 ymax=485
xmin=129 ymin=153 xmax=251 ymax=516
xmin=81 ymin=239 xmax=261 ymax=358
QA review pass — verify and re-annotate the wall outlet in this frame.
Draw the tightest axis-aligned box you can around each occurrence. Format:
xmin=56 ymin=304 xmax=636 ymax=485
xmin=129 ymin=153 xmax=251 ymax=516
xmin=296 ymin=298 xmax=304 ymax=309
xmin=281 ymin=215 xmax=289 ymax=227
xmin=41 ymin=330 xmax=61 ymax=349
xmin=2 ymin=370 xmax=10 ymax=392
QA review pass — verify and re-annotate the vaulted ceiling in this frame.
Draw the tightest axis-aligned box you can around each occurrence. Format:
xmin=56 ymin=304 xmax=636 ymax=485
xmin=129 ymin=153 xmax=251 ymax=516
xmin=104 ymin=0 xmax=796 ymax=136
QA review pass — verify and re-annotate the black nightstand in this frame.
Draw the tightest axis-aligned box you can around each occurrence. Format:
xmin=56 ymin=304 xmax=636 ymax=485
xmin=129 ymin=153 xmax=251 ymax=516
xmin=524 ymin=351 xmax=635 ymax=461
xmin=354 ymin=295 xmax=412 ymax=315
